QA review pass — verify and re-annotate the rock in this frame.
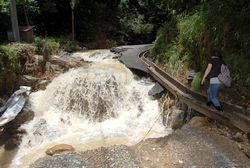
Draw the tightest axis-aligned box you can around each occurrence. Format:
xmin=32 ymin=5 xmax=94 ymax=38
xmin=0 ymin=97 xmax=6 ymax=106
xmin=45 ymin=62 xmax=63 ymax=73
xmin=188 ymin=116 xmax=210 ymax=127
xmin=23 ymin=54 xmax=45 ymax=74
xmin=244 ymin=152 xmax=250 ymax=159
xmin=38 ymin=80 xmax=51 ymax=90
xmin=31 ymin=152 xmax=84 ymax=168
xmin=33 ymin=55 xmax=44 ymax=65
xmin=20 ymin=75 xmax=38 ymax=87
xmin=4 ymin=137 xmax=20 ymax=150
xmin=0 ymin=128 xmax=4 ymax=135
xmin=32 ymin=145 xmax=142 ymax=168
xmin=134 ymin=126 xmax=250 ymax=168
xmin=163 ymin=107 xmax=185 ymax=130
xmin=33 ymin=118 xmax=47 ymax=136
xmin=110 ymin=47 xmax=129 ymax=54
xmin=59 ymin=51 xmax=71 ymax=57
xmin=16 ymin=128 xmax=27 ymax=134
xmin=232 ymin=132 xmax=243 ymax=142
xmin=49 ymin=57 xmax=71 ymax=69
xmin=148 ymin=82 xmax=164 ymax=97
xmin=12 ymin=106 xmax=35 ymax=125
xmin=46 ymin=144 xmax=75 ymax=156
xmin=2 ymin=72 xmax=19 ymax=95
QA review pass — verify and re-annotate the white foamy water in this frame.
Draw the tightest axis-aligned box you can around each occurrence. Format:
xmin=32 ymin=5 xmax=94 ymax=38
xmin=1 ymin=50 xmax=170 ymax=168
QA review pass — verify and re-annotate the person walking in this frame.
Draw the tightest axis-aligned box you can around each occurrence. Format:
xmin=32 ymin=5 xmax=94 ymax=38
xmin=201 ymin=50 xmax=225 ymax=111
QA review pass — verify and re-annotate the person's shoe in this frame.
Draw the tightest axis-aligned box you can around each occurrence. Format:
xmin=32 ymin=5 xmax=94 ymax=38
xmin=215 ymin=106 xmax=223 ymax=112
xmin=206 ymin=101 xmax=212 ymax=107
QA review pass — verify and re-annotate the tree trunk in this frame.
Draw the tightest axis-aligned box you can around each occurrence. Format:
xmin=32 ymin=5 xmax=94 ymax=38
xmin=23 ymin=5 xmax=30 ymax=26
xmin=71 ymin=10 xmax=75 ymax=40
xmin=9 ymin=0 xmax=20 ymax=42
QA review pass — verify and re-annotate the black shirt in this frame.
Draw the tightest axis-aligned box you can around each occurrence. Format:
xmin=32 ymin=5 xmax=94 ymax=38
xmin=208 ymin=57 xmax=225 ymax=78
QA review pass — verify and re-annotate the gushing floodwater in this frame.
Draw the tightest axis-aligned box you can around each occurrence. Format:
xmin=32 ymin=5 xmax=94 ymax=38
xmin=0 ymin=50 xmax=170 ymax=168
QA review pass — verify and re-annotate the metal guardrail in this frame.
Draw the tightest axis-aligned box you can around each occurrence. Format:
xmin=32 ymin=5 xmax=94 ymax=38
xmin=139 ymin=51 xmax=250 ymax=133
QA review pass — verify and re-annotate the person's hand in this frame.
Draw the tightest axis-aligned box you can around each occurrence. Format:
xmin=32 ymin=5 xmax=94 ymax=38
xmin=201 ymin=78 xmax=205 ymax=85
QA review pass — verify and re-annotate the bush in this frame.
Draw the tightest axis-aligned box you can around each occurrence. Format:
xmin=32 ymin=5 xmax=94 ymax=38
xmin=120 ymin=13 xmax=154 ymax=35
xmin=61 ymin=40 xmax=79 ymax=52
xmin=178 ymin=12 xmax=205 ymax=43
xmin=150 ymin=0 xmax=250 ymax=96
xmin=182 ymin=51 xmax=194 ymax=68
xmin=151 ymin=34 xmax=166 ymax=56
xmin=191 ymin=72 xmax=202 ymax=92
xmin=34 ymin=37 xmax=60 ymax=59
xmin=0 ymin=45 xmax=19 ymax=63
xmin=56 ymin=36 xmax=82 ymax=52
xmin=154 ymin=42 xmax=181 ymax=74
xmin=151 ymin=19 xmax=178 ymax=56
xmin=0 ymin=43 xmax=36 ymax=72
xmin=245 ymin=76 xmax=250 ymax=87
xmin=177 ymin=10 xmax=208 ymax=71
xmin=166 ymin=43 xmax=180 ymax=73
xmin=106 ymin=39 xmax=118 ymax=48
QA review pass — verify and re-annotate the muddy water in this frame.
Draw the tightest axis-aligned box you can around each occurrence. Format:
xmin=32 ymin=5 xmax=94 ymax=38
xmin=0 ymin=50 xmax=171 ymax=168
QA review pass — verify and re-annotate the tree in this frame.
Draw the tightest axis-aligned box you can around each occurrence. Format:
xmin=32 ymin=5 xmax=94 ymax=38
xmin=9 ymin=0 xmax=20 ymax=41
xmin=70 ymin=0 xmax=78 ymax=40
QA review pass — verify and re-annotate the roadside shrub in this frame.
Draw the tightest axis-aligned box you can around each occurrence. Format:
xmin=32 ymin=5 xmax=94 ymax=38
xmin=167 ymin=43 xmax=180 ymax=73
xmin=178 ymin=12 xmax=205 ymax=43
xmin=177 ymin=10 xmax=207 ymax=71
xmin=61 ymin=40 xmax=79 ymax=52
xmin=224 ymin=52 xmax=250 ymax=86
xmin=151 ymin=34 xmax=166 ymax=56
xmin=151 ymin=0 xmax=250 ymax=97
xmin=34 ymin=37 xmax=60 ymax=59
xmin=0 ymin=43 xmax=36 ymax=71
xmin=155 ymin=42 xmax=181 ymax=74
xmin=191 ymin=72 xmax=202 ymax=92
xmin=151 ymin=19 xmax=178 ymax=56
xmin=245 ymin=76 xmax=250 ymax=87
xmin=0 ymin=45 xmax=19 ymax=63
xmin=182 ymin=51 xmax=194 ymax=68
xmin=120 ymin=14 xmax=154 ymax=35
xmin=106 ymin=39 xmax=118 ymax=48
xmin=56 ymin=36 xmax=82 ymax=52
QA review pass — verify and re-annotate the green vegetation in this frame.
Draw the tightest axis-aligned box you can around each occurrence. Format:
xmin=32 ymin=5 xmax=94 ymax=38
xmin=34 ymin=37 xmax=59 ymax=59
xmin=151 ymin=0 xmax=250 ymax=94
xmin=155 ymin=42 xmax=180 ymax=74
xmin=56 ymin=36 xmax=81 ymax=52
xmin=0 ymin=0 xmax=249 ymax=95
xmin=245 ymin=76 xmax=250 ymax=87
xmin=0 ymin=44 xmax=19 ymax=74
xmin=151 ymin=19 xmax=178 ymax=56
xmin=178 ymin=12 xmax=205 ymax=44
xmin=0 ymin=45 xmax=19 ymax=63
xmin=191 ymin=72 xmax=202 ymax=92
xmin=0 ymin=43 xmax=35 ymax=71
xmin=34 ymin=36 xmax=82 ymax=55
xmin=0 ymin=43 xmax=36 ymax=94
